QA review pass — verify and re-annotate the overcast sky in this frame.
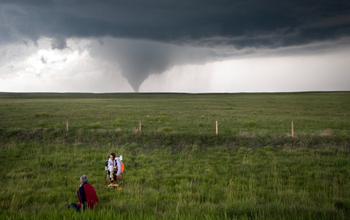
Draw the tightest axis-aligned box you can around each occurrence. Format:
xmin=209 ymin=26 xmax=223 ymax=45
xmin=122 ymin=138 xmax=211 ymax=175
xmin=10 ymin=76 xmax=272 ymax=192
xmin=0 ymin=0 xmax=349 ymax=92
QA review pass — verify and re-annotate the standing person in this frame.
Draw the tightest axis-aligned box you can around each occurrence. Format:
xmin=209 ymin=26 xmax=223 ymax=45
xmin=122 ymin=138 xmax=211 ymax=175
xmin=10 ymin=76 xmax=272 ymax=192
xmin=68 ymin=175 xmax=99 ymax=212
xmin=106 ymin=153 xmax=123 ymax=182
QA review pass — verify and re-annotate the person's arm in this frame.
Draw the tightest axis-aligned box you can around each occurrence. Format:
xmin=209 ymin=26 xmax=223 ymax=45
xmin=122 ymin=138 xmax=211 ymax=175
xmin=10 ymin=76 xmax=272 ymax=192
xmin=77 ymin=184 xmax=86 ymax=208
xmin=106 ymin=158 xmax=111 ymax=179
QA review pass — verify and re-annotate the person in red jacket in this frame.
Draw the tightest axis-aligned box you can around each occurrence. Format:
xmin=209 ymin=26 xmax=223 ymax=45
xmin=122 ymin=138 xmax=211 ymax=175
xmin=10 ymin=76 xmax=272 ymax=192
xmin=68 ymin=175 xmax=99 ymax=212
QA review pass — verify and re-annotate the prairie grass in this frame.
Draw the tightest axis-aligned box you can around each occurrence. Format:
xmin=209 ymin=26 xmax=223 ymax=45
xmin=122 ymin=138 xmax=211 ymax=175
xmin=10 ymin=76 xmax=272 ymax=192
xmin=1 ymin=141 xmax=350 ymax=219
xmin=1 ymin=92 xmax=350 ymax=219
xmin=1 ymin=92 xmax=350 ymax=136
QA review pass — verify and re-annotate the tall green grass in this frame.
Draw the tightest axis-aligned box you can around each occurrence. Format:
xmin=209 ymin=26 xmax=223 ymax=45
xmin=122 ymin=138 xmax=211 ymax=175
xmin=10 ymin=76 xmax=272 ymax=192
xmin=1 ymin=141 xmax=350 ymax=219
xmin=1 ymin=92 xmax=350 ymax=219
xmin=1 ymin=92 xmax=350 ymax=136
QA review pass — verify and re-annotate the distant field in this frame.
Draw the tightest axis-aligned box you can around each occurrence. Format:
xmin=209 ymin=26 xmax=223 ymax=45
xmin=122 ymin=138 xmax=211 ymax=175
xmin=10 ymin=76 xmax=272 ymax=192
xmin=1 ymin=92 xmax=350 ymax=219
xmin=1 ymin=92 xmax=350 ymax=136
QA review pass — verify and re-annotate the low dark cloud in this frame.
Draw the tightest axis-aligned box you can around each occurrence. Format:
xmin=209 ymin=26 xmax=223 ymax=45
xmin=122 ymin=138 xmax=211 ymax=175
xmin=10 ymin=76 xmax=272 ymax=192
xmin=1 ymin=0 xmax=349 ymax=48
xmin=51 ymin=37 xmax=67 ymax=50
xmin=90 ymin=38 xmax=230 ymax=91
xmin=1 ymin=0 xmax=350 ymax=91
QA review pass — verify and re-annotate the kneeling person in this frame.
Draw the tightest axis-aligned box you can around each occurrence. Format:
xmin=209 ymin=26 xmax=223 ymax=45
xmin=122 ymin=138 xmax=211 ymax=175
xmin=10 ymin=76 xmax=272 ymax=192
xmin=106 ymin=153 xmax=124 ymax=183
xmin=68 ymin=175 xmax=99 ymax=211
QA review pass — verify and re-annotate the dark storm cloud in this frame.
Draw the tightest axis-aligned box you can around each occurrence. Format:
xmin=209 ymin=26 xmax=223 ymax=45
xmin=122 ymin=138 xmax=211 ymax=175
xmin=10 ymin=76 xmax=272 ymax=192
xmin=1 ymin=0 xmax=350 ymax=48
xmin=89 ymin=38 xmax=229 ymax=91
xmin=51 ymin=36 xmax=67 ymax=50
xmin=1 ymin=0 xmax=350 ymax=91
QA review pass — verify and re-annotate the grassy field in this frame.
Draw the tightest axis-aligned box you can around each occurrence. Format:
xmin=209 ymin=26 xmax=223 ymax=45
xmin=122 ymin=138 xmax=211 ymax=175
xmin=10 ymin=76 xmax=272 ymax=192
xmin=1 ymin=92 xmax=350 ymax=136
xmin=1 ymin=92 xmax=350 ymax=219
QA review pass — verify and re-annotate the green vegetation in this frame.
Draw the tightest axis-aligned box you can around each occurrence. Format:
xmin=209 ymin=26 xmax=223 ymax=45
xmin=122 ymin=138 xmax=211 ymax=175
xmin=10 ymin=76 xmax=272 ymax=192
xmin=1 ymin=92 xmax=350 ymax=136
xmin=1 ymin=92 xmax=350 ymax=219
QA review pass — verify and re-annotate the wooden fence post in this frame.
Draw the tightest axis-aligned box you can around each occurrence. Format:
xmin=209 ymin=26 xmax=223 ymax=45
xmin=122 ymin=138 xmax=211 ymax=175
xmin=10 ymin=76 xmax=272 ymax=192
xmin=292 ymin=121 xmax=294 ymax=138
xmin=139 ymin=119 xmax=141 ymax=133
xmin=216 ymin=120 xmax=218 ymax=135
xmin=66 ymin=117 xmax=69 ymax=132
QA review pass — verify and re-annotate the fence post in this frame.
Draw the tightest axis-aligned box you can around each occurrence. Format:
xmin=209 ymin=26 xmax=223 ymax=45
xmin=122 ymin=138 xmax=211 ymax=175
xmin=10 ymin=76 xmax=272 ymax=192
xmin=139 ymin=119 xmax=141 ymax=133
xmin=292 ymin=121 xmax=294 ymax=138
xmin=216 ymin=120 xmax=218 ymax=135
xmin=66 ymin=117 xmax=69 ymax=132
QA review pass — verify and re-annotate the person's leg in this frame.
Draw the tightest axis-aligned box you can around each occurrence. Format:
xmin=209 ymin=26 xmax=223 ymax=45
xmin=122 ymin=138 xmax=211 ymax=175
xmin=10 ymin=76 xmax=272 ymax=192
xmin=106 ymin=170 xmax=110 ymax=181
xmin=68 ymin=203 xmax=80 ymax=212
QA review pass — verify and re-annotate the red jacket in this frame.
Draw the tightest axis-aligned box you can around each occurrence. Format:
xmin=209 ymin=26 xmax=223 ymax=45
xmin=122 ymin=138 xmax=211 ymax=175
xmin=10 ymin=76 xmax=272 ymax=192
xmin=77 ymin=183 xmax=99 ymax=209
